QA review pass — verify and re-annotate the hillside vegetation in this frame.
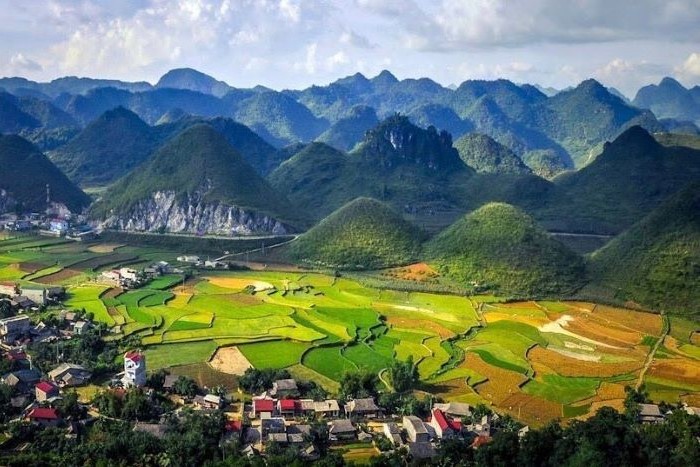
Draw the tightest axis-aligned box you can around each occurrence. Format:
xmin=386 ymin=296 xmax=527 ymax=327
xmin=589 ymin=182 xmax=700 ymax=315
xmin=0 ymin=134 xmax=90 ymax=213
xmin=454 ymin=133 xmax=532 ymax=175
xmin=91 ymin=124 xmax=302 ymax=227
xmin=288 ymin=197 xmax=424 ymax=270
xmin=426 ymin=203 xmax=586 ymax=296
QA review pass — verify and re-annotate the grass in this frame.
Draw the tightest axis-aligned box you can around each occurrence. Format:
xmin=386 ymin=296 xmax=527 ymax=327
xmin=303 ymin=346 xmax=358 ymax=380
xmin=145 ymin=340 xmax=220 ymax=370
xmin=238 ymin=340 xmax=311 ymax=368
xmin=64 ymin=285 xmax=114 ymax=325
xmin=148 ymin=274 xmax=184 ymax=290
xmin=522 ymin=375 xmax=600 ymax=404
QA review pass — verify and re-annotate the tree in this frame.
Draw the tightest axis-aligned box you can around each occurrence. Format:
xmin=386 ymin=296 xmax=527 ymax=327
xmin=57 ymin=391 xmax=85 ymax=419
xmin=173 ymin=375 xmax=199 ymax=397
xmin=310 ymin=420 xmax=331 ymax=456
xmin=338 ymin=370 xmax=378 ymax=401
xmin=121 ymin=389 xmax=153 ymax=421
xmin=388 ymin=356 xmax=419 ymax=393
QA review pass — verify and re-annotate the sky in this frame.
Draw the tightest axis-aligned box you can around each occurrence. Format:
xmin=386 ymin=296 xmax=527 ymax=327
xmin=1 ymin=0 xmax=699 ymax=97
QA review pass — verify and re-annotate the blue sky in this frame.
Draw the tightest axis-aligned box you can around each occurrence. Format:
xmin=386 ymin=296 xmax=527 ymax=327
xmin=1 ymin=0 xmax=699 ymax=97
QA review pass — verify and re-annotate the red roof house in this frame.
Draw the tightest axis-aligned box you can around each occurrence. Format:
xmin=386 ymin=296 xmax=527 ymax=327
xmin=253 ymin=399 xmax=274 ymax=417
xmin=28 ymin=407 xmax=61 ymax=426
xmin=429 ymin=408 xmax=456 ymax=439
xmin=35 ymin=381 xmax=59 ymax=401
xmin=278 ymin=399 xmax=296 ymax=414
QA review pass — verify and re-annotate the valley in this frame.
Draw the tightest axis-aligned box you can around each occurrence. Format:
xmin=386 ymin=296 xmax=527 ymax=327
xmin=1 ymin=232 xmax=698 ymax=428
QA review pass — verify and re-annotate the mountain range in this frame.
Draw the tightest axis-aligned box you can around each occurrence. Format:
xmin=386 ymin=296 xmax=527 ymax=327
xmin=0 ymin=68 xmax=699 ymax=309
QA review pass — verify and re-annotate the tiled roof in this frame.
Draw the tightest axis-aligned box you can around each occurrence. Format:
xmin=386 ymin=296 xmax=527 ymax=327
xmin=254 ymin=399 xmax=274 ymax=412
xmin=29 ymin=407 xmax=59 ymax=420
xmin=432 ymin=408 xmax=449 ymax=431
xmin=279 ymin=399 xmax=296 ymax=410
xmin=35 ymin=381 xmax=57 ymax=393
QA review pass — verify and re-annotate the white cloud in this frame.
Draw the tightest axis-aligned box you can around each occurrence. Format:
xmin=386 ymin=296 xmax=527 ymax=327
xmin=326 ymin=51 xmax=350 ymax=71
xmin=279 ymin=0 xmax=300 ymax=23
xmin=9 ymin=53 xmax=43 ymax=72
xmin=339 ymin=30 xmax=375 ymax=49
xmin=676 ymin=52 xmax=700 ymax=78
xmin=594 ymin=58 xmax=666 ymax=96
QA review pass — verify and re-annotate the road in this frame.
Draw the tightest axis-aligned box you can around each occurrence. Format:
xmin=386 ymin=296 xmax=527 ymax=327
xmin=215 ymin=235 xmax=299 ymax=262
xmin=636 ymin=314 xmax=669 ymax=390
xmin=548 ymin=232 xmax=614 ymax=239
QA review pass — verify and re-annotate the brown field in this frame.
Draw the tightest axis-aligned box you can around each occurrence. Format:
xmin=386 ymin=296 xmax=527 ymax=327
xmin=385 ymin=317 xmax=455 ymax=339
xmin=647 ymin=358 xmax=700 ymax=388
xmin=563 ymin=302 xmax=596 ymax=312
xmin=88 ymin=243 xmax=124 ymax=253
xmin=565 ymin=317 xmax=642 ymax=348
xmin=220 ymin=293 xmax=262 ymax=306
xmin=18 ymin=261 xmax=50 ymax=273
xmin=681 ymin=394 xmax=700 ymax=406
xmin=101 ymin=287 xmax=123 ymax=300
xmin=596 ymin=382 xmax=628 ymax=401
xmin=468 ymin=353 xmax=528 ymax=405
xmin=500 ymin=392 xmax=563 ymax=426
xmin=170 ymin=362 xmax=239 ymax=390
xmin=34 ymin=268 xmax=81 ymax=284
xmin=586 ymin=399 xmax=626 ymax=416
xmin=529 ymin=346 xmax=642 ymax=378
xmin=70 ymin=253 xmax=137 ymax=271
xmin=592 ymin=305 xmax=662 ymax=336
xmin=172 ymin=278 xmax=201 ymax=294
xmin=209 ymin=346 xmax=253 ymax=375
xmin=382 ymin=262 xmax=439 ymax=282
xmin=484 ymin=312 xmax=549 ymax=328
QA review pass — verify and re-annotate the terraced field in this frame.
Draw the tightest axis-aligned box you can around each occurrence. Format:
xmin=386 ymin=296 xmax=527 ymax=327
xmin=3 ymin=234 xmax=699 ymax=425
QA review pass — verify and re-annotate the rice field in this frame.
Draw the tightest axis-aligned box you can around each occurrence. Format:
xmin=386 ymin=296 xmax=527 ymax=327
xmin=3 ymin=234 xmax=698 ymax=425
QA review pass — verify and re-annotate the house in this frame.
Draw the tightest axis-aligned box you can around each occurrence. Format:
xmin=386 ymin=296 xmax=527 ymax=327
xmin=466 ymin=415 xmax=492 ymax=437
xmin=74 ymin=321 xmax=89 ymax=335
xmin=314 ymin=399 xmax=340 ymax=418
xmin=194 ymin=394 xmax=222 ymax=410
xmin=344 ymin=398 xmax=382 ymax=418
xmin=260 ymin=414 xmax=286 ymax=436
xmin=22 ymin=287 xmax=49 ymax=306
xmin=271 ymin=379 xmax=298 ymax=398
xmin=253 ymin=398 xmax=275 ymax=418
xmin=287 ymin=424 xmax=311 ymax=444
xmin=163 ymin=374 xmax=178 ymax=392
xmin=278 ymin=398 xmax=296 ymax=417
xmin=0 ymin=315 xmax=31 ymax=338
xmin=27 ymin=407 xmax=61 ymax=427
xmin=101 ymin=270 xmax=121 ymax=285
xmin=471 ymin=435 xmax=492 ymax=449
xmin=119 ymin=268 xmax=138 ymax=282
xmin=408 ymin=442 xmax=436 ymax=460
xmin=329 ymin=419 xmax=356 ymax=441
xmin=404 ymin=415 xmax=430 ymax=443
xmin=5 ymin=349 xmax=27 ymax=363
xmin=204 ymin=260 xmax=227 ymax=269
xmin=296 ymin=399 xmax=316 ymax=417
xmin=35 ymin=381 xmax=60 ymax=401
xmin=122 ymin=350 xmax=146 ymax=387
xmin=11 ymin=296 xmax=35 ymax=310
xmin=0 ymin=281 xmax=18 ymax=296
xmin=639 ymin=404 xmax=665 ymax=423
xmin=61 ymin=311 xmax=78 ymax=322
xmin=383 ymin=422 xmax=402 ymax=446
xmin=434 ymin=402 xmax=471 ymax=419
xmin=48 ymin=363 xmax=92 ymax=387
xmin=3 ymin=369 xmax=41 ymax=394
xmin=177 ymin=255 xmax=201 ymax=264
xmin=684 ymin=406 xmax=700 ymax=416
xmin=429 ymin=409 xmax=460 ymax=439
xmin=133 ymin=422 xmax=168 ymax=439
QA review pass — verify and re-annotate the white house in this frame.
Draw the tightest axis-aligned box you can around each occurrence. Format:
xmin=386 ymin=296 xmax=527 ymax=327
xmin=119 ymin=268 xmax=138 ymax=282
xmin=123 ymin=350 xmax=147 ymax=387
xmin=0 ymin=315 xmax=31 ymax=337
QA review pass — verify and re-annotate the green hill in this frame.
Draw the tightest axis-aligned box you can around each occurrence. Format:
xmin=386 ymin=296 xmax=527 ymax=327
xmin=155 ymin=68 xmax=232 ymax=97
xmin=269 ymin=115 xmax=475 ymax=227
xmin=49 ymin=107 xmax=158 ymax=186
xmin=234 ymin=91 xmax=329 ymax=146
xmin=454 ymin=133 xmax=532 ymax=175
xmin=91 ymin=124 xmax=303 ymax=234
xmin=288 ymin=197 xmax=424 ymax=269
xmin=542 ymin=126 xmax=700 ymax=234
xmin=426 ymin=203 xmax=585 ymax=296
xmin=0 ymin=134 xmax=91 ymax=213
xmin=537 ymin=79 xmax=663 ymax=167
xmin=634 ymin=77 xmax=700 ymax=125
xmin=589 ymin=182 xmax=700 ymax=315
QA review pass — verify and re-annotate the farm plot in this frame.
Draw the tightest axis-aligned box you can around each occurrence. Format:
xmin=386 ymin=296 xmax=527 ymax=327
xmin=64 ymin=285 xmax=113 ymax=324
xmin=238 ymin=340 xmax=311 ymax=368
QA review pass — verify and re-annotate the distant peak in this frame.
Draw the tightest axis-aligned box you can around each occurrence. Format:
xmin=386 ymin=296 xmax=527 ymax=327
xmin=577 ymin=78 xmax=606 ymax=92
xmin=610 ymin=125 xmax=657 ymax=148
xmin=372 ymin=70 xmax=399 ymax=84
xmin=659 ymin=76 xmax=686 ymax=90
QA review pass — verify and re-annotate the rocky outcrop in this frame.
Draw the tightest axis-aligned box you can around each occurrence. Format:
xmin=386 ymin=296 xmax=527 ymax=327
xmin=98 ymin=191 xmax=292 ymax=236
